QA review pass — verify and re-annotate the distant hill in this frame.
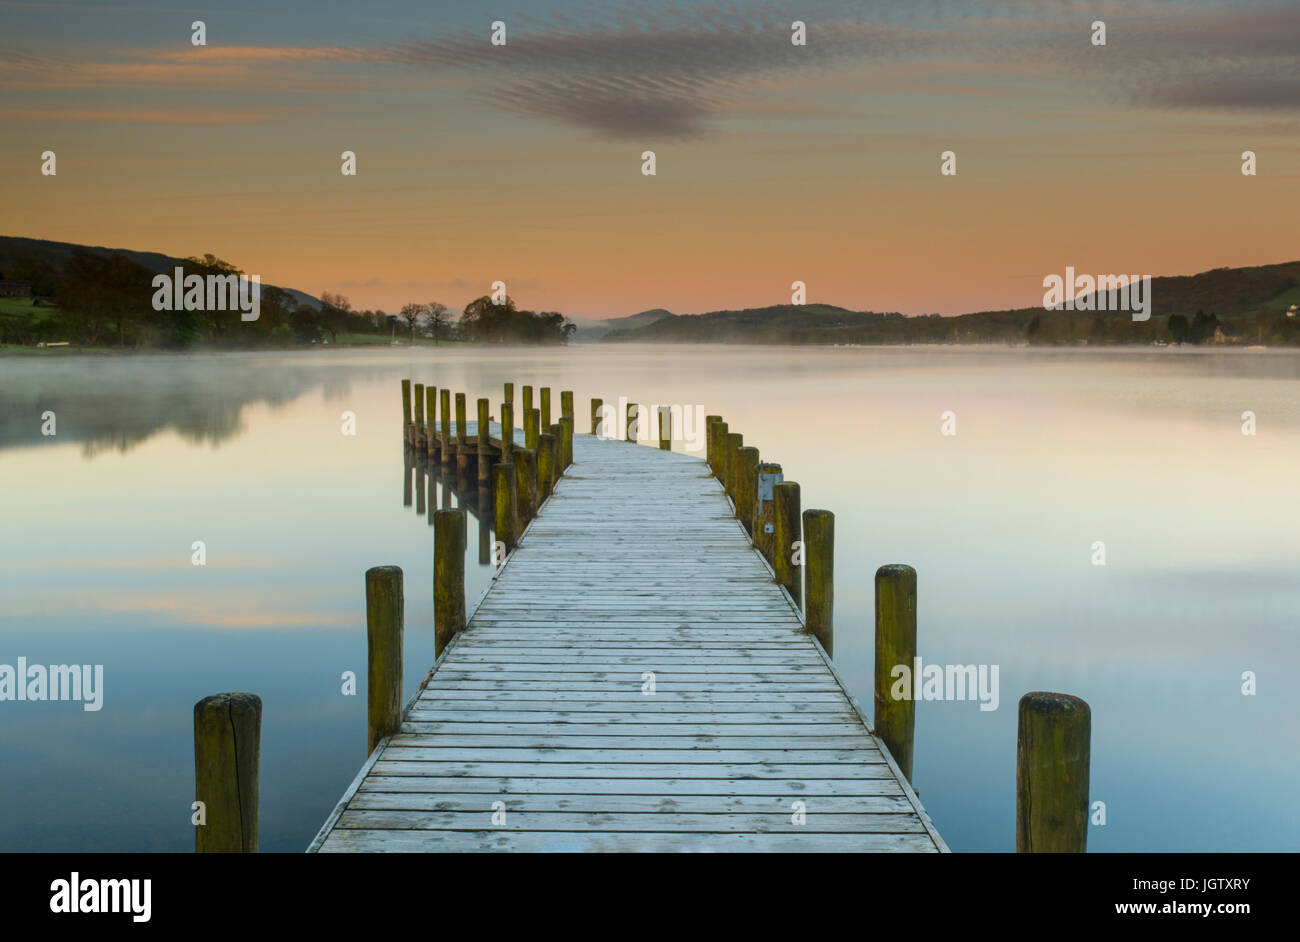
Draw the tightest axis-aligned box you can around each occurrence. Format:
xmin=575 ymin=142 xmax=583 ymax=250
xmin=601 ymin=263 xmax=1300 ymax=345
xmin=0 ymin=235 xmax=322 ymax=310
xmin=569 ymin=307 xmax=676 ymax=341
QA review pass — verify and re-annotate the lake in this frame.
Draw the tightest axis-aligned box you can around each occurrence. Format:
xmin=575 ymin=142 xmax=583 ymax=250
xmin=1 ymin=344 xmax=1297 ymax=851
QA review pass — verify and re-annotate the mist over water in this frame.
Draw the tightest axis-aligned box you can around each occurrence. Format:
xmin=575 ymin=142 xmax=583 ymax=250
xmin=2 ymin=345 xmax=1297 ymax=851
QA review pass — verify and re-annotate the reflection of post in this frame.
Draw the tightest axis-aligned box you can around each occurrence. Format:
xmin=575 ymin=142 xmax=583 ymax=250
xmin=478 ymin=486 xmax=491 ymax=565
xmin=455 ymin=393 xmax=468 ymax=474
xmin=476 ymin=398 xmax=491 ymax=485
xmin=403 ymin=459 xmax=413 ymax=507
xmin=427 ymin=469 xmax=436 ymax=525
xmin=415 ymin=464 xmax=426 ymax=516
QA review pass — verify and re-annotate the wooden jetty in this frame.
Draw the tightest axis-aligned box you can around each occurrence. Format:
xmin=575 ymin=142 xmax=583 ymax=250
xmin=308 ymin=389 xmax=948 ymax=853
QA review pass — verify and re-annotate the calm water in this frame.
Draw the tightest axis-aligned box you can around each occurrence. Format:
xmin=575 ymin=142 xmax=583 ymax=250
xmin=1 ymin=345 xmax=1297 ymax=852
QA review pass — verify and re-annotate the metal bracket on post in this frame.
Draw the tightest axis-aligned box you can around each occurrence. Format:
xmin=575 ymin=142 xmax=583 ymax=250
xmin=757 ymin=469 xmax=784 ymax=509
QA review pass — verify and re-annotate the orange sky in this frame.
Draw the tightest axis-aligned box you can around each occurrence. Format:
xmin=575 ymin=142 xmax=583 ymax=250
xmin=2 ymin=0 xmax=1297 ymax=319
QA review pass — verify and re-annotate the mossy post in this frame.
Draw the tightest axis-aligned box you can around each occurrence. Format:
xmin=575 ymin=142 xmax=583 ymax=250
xmin=440 ymin=388 xmax=453 ymax=466
xmin=493 ymin=462 xmax=518 ymax=551
xmin=803 ymin=509 xmax=834 ymax=656
xmin=723 ymin=432 xmax=743 ymax=503
xmin=735 ymin=446 xmax=759 ymax=536
xmin=591 ymin=398 xmax=603 ymax=435
xmin=711 ymin=421 xmax=728 ymax=482
xmin=522 ymin=385 xmax=533 ymax=416
xmin=537 ymin=433 xmax=557 ymax=503
xmin=501 ymin=402 xmax=514 ymax=461
xmin=476 ymin=398 xmax=491 ymax=484
xmin=504 ymin=382 xmax=514 ymax=406
xmin=704 ymin=415 xmax=721 ymax=469
xmin=427 ymin=387 xmax=438 ymax=459
xmin=401 ymin=378 xmax=412 ymax=424
xmin=433 ymin=509 xmax=466 ymax=657
xmin=194 ymin=692 xmax=261 ymax=853
xmin=874 ymin=564 xmax=916 ymax=782
xmin=365 ymin=565 xmax=403 ymax=755
xmin=1016 ymin=692 xmax=1091 ymax=853
xmin=515 ymin=447 xmax=538 ymax=523
xmin=755 ymin=462 xmax=782 ymax=567
xmin=413 ymin=383 xmax=426 ymax=450
xmin=455 ymin=393 xmax=468 ymax=473
xmin=548 ymin=423 xmax=563 ymax=485
xmin=560 ymin=416 xmax=574 ymax=468
xmin=525 ymin=407 xmax=540 ymax=451
xmin=658 ymin=406 xmax=672 ymax=450
xmin=561 ymin=390 xmax=574 ymax=422
xmin=540 ymin=387 xmax=552 ymax=429
xmin=773 ymin=482 xmax=801 ymax=606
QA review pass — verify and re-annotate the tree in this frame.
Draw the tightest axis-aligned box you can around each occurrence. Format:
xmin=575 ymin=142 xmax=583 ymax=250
xmin=426 ymin=302 xmax=450 ymax=344
xmin=398 ymin=302 xmax=425 ymax=342
xmin=58 ymin=250 xmax=153 ymax=347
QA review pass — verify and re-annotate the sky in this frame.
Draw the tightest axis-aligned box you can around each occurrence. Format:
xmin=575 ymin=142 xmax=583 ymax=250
xmin=1 ymin=0 xmax=1297 ymax=320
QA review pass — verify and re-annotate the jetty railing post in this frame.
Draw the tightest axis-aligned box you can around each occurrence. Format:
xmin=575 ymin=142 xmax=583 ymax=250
xmin=874 ymin=564 xmax=916 ymax=782
xmin=723 ymin=431 xmax=743 ymax=503
xmin=413 ymin=383 xmax=426 ymax=451
xmin=591 ymin=398 xmax=603 ymax=436
xmin=755 ymin=462 xmax=782 ymax=567
xmin=736 ymin=446 xmax=759 ymax=535
xmin=561 ymin=390 xmax=574 ymax=425
xmin=522 ymin=385 xmax=533 ymax=416
xmin=626 ymin=402 xmax=638 ymax=443
xmin=773 ymin=481 xmax=801 ymax=606
xmin=548 ymin=423 xmax=563 ymax=485
xmin=540 ymin=387 xmax=552 ymax=429
xmin=193 ymin=692 xmax=261 ymax=853
xmin=704 ymin=415 xmax=721 ymax=469
xmin=537 ymin=432 xmax=557 ymax=503
xmin=455 ymin=393 xmax=468 ymax=473
xmin=365 ymin=565 xmax=404 ymax=755
xmin=659 ymin=406 xmax=671 ymax=450
xmin=501 ymin=402 xmax=514 ymax=461
xmin=1016 ymin=692 xmax=1091 ymax=853
xmin=559 ymin=416 xmax=574 ymax=468
xmin=803 ymin=509 xmax=834 ymax=656
xmin=433 ymin=509 xmax=466 ymax=657
xmin=515 ymin=448 xmax=537 ymax=523
xmin=440 ymin=389 xmax=453 ymax=466
xmin=401 ymin=379 xmax=412 ymax=433
xmin=476 ymin=398 xmax=491 ymax=485
xmin=504 ymin=382 xmax=514 ymax=406
xmin=525 ymin=408 xmax=540 ymax=451
xmin=426 ymin=387 xmax=438 ymax=459
xmin=711 ymin=420 xmax=728 ymax=481
xmin=493 ymin=462 xmax=519 ymax=551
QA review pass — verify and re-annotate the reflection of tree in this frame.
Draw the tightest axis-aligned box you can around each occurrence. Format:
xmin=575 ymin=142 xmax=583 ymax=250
xmin=0 ymin=357 xmax=395 ymax=457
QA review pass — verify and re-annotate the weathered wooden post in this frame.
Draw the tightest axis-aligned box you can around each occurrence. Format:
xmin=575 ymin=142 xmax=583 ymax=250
xmin=401 ymin=379 xmax=412 ymax=429
xmin=1016 ymin=692 xmax=1091 ymax=853
xmin=515 ymin=447 xmax=537 ymax=523
xmin=440 ymin=388 xmax=453 ymax=466
xmin=537 ymin=432 xmax=557 ymax=503
xmin=874 ymin=564 xmax=916 ymax=782
xmin=591 ymin=398 xmax=603 ymax=436
xmin=501 ymin=402 xmax=514 ymax=461
xmin=658 ymin=406 xmax=672 ymax=450
xmin=413 ymin=383 xmax=427 ymax=451
xmin=561 ymin=390 xmax=574 ymax=424
xmin=711 ymin=420 xmax=728 ymax=481
xmin=723 ymin=432 xmax=743 ymax=503
xmin=735 ymin=446 xmax=759 ymax=535
xmin=493 ymin=462 xmax=518 ymax=551
xmin=522 ymin=385 xmax=533 ymax=416
xmin=704 ymin=415 xmax=721 ymax=469
xmin=433 ymin=509 xmax=466 ymax=657
xmin=525 ymin=407 xmax=540 ymax=451
xmin=504 ymin=382 xmax=514 ymax=406
xmin=476 ymin=398 xmax=491 ymax=484
xmin=455 ymin=393 xmax=468 ymax=473
xmin=548 ymin=423 xmax=563 ymax=485
xmin=194 ymin=692 xmax=261 ymax=853
xmin=755 ymin=462 xmax=783 ymax=567
xmin=365 ymin=565 xmax=403 ymax=755
xmin=626 ymin=402 xmax=638 ymax=443
xmin=426 ymin=387 xmax=438 ymax=458
xmin=773 ymin=481 xmax=801 ymax=606
xmin=540 ymin=387 xmax=552 ymax=429
xmin=803 ymin=509 xmax=834 ymax=656
xmin=559 ymin=416 xmax=574 ymax=468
